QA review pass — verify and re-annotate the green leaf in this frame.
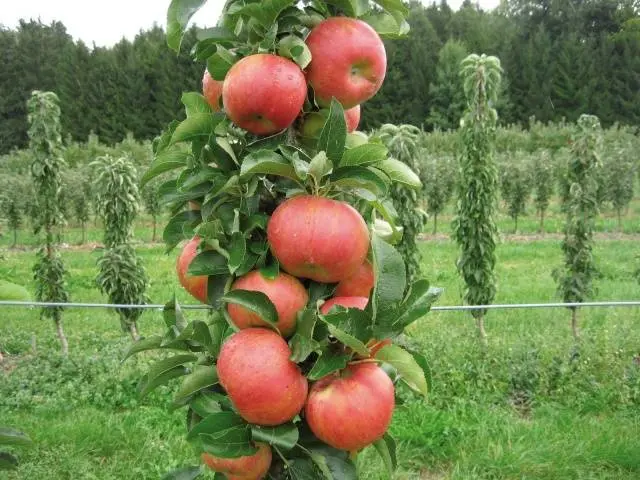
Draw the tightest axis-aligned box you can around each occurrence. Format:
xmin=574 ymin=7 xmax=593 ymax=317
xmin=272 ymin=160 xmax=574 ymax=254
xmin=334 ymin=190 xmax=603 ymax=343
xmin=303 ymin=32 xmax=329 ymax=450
xmin=139 ymin=365 xmax=189 ymax=399
xmin=164 ymin=297 xmax=188 ymax=330
xmin=318 ymin=99 xmax=347 ymax=164
xmin=171 ymin=113 xmax=223 ymax=145
xmin=182 ymin=92 xmax=213 ymax=116
xmin=372 ymin=0 xmax=409 ymax=16
xmin=392 ymin=280 xmax=443 ymax=330
xmin=122 ymin=335 xmax=163 ymax=362
xmin=139 ymin=354 xmax=197 ymax=398
xmin=251 ymin=423 xmax=299 ymax=451
xmin=361 ymin=11 xmax=409 ymax=38
xmin=373 ymin=434 xmax=397 ymax=476
xmin=166 ymin=0 xmax=207 ymax=52
xmin=188 ymin=251 xmax=228 ymax=276
xmin=141 ymin=148 xmax=189 ymax=188
xmin=289 ymin=309 xmax=319 ymax=362
xmin=371 ymin=234 xmax=406 ymax=318
xmin=188 ymin=412 xmax=257 ymax=458
xmin=288 ymin=457 xmax=325 ymax=480
xmin=0 ymin=280 xmax=31 ymax=301
xmin=326 ymin=324 xmax=369 ymax=357
xmin=0 ymin=428 xmax=32 ymax=447
xmin=0 ymin=451 xmax=18 ymax=470
xmin=325 ymin=0 xmax=369 ymax=17
xmin=240 ymin=150 xmax=298 ymax=181
xmin=206 ymin=46 xmax=238 ymax=81
xmin=228 ymin=232 xmax=247 ymax=275
xmin=190 ymin=391 xmax=226 ymax=418
xmin=308 ymin=348 xmax=351 ymax=381
xmin=331 ymin=167 xmax=389 ymax=197
xmin=320 ymin=308 xmax=372 ymax=343
xmin=161 ymin=465 xmax=204 ymax=480
xmin=308 ymin=151 xmax=333 ymax=185
xmin=220 ymin=290 xmax=278 ymax=327
xmin=207 ymin=275 xmax=229 ymax=308
xmin=377 ymin=159 xmax=422 ymax=188
xmin=173 ymin=365 xmax=219 ymax=406
xmin=375 ymin=344 xmax=428 ymax=396
xmin=232 ymin=0 xmax=295 ymax=28
xmin=339 ymin=143 xmax=388 ymax=168
xmin=278 ymin=34 xmax=312 ymax=69
xmin=308 ymin=446 xmax=357 ymax=480
xmin=410 ymin=350 xmax=433 ymax=394
xmin=164 ymin=211 xmax=201 ymax=252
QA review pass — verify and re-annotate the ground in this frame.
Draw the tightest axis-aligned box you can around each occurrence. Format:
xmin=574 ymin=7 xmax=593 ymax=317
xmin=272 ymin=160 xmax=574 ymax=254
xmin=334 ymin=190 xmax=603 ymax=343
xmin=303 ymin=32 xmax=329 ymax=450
xmin=1 ymin=215 xmax=640 ymax=479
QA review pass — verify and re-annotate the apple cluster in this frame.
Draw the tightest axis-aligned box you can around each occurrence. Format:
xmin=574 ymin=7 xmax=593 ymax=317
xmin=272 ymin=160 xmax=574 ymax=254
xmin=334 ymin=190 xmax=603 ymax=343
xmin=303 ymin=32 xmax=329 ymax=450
xmin=177 ymin=16 xmax=394 ymax=479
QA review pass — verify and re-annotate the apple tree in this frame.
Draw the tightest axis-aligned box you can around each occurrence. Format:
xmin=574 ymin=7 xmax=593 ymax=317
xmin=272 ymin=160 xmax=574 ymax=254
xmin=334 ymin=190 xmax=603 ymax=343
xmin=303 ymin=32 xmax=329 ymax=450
xmin=499 ymin=156 xmax=531 ymax=234
xmin=28 ymin=91 xmax=71 ymax=355
xmin=530 ymin=150 xmax=554 ymax=233
xmin=452 ymin=54 xmax=502 ymax=342
xmin=126 ymin=1 xmax=442 ymax=479
xmin=421 ymin=153 xmax=456 ymax=234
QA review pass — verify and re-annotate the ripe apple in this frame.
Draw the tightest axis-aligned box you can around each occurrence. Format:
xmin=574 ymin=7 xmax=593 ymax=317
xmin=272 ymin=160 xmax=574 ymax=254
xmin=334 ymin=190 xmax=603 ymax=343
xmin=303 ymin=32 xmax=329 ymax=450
xmin=320 ymin=296 xmax=368 ymax=314
xmin=267 ymin=195 xmax=370 ymax=283
xmin=305 ymin=17 xmax=386 ymax=108
xmin=202 ymin=69 xmax=224 ymax=112
xmin=176 ymin=236 xmax=207 ymax=303
xmin=344 ymin=105 xmax=361 ymax=132
xmin=227 ymin=270 xmax=308 ymax=337
xmin=305 ymin=363 xmax=395 ymax=451
xmin=222 ymin=54 xmax=307 ymax=135
xmin=335 ymin=261 xmax=374 ymax=298
xmin=202 ymin=442 xmax=272 ymax=480
xmin=217 ymin=328 xmax=308 ymax=426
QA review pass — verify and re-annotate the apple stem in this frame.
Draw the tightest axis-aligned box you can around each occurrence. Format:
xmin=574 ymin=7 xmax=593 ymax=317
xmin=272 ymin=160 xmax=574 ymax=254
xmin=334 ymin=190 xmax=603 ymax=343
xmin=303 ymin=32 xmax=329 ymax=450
xmin=347 ymin=358 xmax=380 ymax=366
xmin=273 ymin=445 xmax=291 ymax=468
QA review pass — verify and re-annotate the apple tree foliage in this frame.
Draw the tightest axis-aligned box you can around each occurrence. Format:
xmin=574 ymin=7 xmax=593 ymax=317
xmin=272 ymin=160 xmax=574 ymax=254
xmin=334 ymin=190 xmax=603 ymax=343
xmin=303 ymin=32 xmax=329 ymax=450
xmin=499 ymin=156 xmax=531 ymax=234
xmin=124 ymin=0 xmax=442 ymax=479
xmin=421 ymin=153 xmax=456 ymax=235
xmin=553 ymin=114 xmax=602 ymax=340
xmin=92 ymin=154 xmax=149 ymax=340
xmin=452 ymin=54 xmax=502 ymax=342
xmin=28 ymin=91 xmax=71 ymax=355
xmin=530 ymin=150 xmax=554 ymax=233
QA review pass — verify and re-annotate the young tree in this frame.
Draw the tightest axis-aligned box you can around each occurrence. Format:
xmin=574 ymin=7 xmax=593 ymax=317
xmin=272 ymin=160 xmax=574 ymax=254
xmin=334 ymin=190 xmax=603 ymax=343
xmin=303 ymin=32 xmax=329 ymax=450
xmin=553 ymin=114 xmax=602 ymax=340
xmin=500 ymin=157 xmax=531 ymax=233
xmin=1 ymin=193 xmax=22 ymax=247
xmin=421 ymin=153 xmax=456 ymax=234
xmin=603 ymin=147 xmax=635 ymax=231
xmin=452 ymin=54 xmax=502 ymax=342
xmin=141 ymin=178 xmax=162 ymax=242
xmin=28 ymin=90 xmax=70 ymax=355
xmin=530 ymin=150 xmax=555 ymax=233
xmin=377 ymin=123 xmax=428 ymax=281
xmin=93 ymin=154 xmax=148 ymax=340
xmin=66 ymin=168 xmax=92 ymax=244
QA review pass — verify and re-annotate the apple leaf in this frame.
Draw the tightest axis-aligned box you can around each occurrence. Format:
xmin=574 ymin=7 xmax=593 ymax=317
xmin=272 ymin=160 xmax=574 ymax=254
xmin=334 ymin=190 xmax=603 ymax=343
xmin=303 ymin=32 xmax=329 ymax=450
xmin=308 ymin=151 xmax=333 ymax=185
xmin=160 ymin=465 xmax=204 ymax=480
xmin=339 ymin=143 xmax=388 ymax=168
xmin=227 ymin=232 xmax=247 ymax=275
xmin=182 ymin=92 xmax=213 ymax=116
xmin=278 ymin=34 xmax=312 ymax=69
xmin=171 ymin=113 xmax=223 ymax=145
xmin=141 ymin=148 xmax=190 ymax=188
xmin=409 ymin=349 xmax=433 ymax=394
xmin=391 ymin=279 xmax=443 ymax=331
xmin=166 ymin=0 xmax=207 ymax=52
xmin=331 ymin=167 xmax=389 ymax=197
xmin=232 ymin=0 xmax=295 ymax=28
xmin=361 ymin=11 xmax=410 ymax=38
xmin=308 ymin=348 xmax=351 ymax=381
xmin=220 ymin=290 xmax=279 ymax=327
xmin=187 ymin=251 xmax=228 ymax=277
xmin=173 ymin=365 xmax=219 ymax=406
xmin=288 ymin=457 xmax=325 ymax=480
xmin=289 ymin=309 xmax=320 ymax=363
xmin=122 ymin=335 xmax=163 ymax=362
xmin=163 ymin=296 xmax=188 ymax=330
xmin=187 ymin=412 xmax=257 ymax=458
xmin=373 ymin=433 xmax=397 ymax=477
xmin=326 ymin=324 xmax=369 ymax=357
xmin=138 ymin=365 xmax=190 ymax=399
xmin=0 ymin=428 xmax=32 ymax=447
xmin=371 ymin=234 xmax=406 ymax=323
xmin=240 ymin=150 xmax=299 ymax=182
xmin=374 ymin=344 xmax=428 ymax=396
xmin=325 ymin=0 xmax=369 ymax=17
xmin=251 ymin=423 xmax=299 ymax=451
xmin=164 ymin=211 xmax=201 ymax=253
xmin=206 ymin=46 xmax=238 ymax=81
xmin=308 ymin=446 xmax=357 ymax=480
xmin=377 ymin=159 xmax=422 ymax=188
xmin=207 ymin=275 xmax=229 ymax=308
xmin=318 ymin=99 xmax=347 ymax=164
xmin=320 ymin=307 xmax=372 ymax=343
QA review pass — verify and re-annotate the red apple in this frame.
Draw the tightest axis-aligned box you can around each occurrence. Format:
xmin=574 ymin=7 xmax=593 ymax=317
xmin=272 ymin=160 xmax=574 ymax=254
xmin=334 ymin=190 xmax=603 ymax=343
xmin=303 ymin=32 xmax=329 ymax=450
xmin=202 ymin=442 xmax=272 ymax=480
xmin=267 ymin=195 xmax=370 ymax=283
xmin=335 ymin=261 xmax=374 ymax=298
xmin=176 ymin=236 xmax=207 ymax=303
xmin=202 ymin=69 xmax=224 ymax=112
xmin=222 ymin=54 xmax=307 ymax=135
xmin=320 ymin=296 xmax=368 ymax=314
xmin=305 ymin=363 xmax=395 ymax=451
xmin=218 ymin=328 xmax=308 ymax=426
xmin=345 ymin=105 xmax=360 ymax=133
xmin=305 ymin=17 xmax=386 ymax=108
xmin=227 ymin=270 xmax=308 ymax=337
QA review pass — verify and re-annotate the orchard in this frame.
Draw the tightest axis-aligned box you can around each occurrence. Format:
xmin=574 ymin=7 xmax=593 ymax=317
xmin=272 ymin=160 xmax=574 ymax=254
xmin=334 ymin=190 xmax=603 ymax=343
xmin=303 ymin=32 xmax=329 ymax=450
xmin=129 ymin=0 xmax=440 ymax=478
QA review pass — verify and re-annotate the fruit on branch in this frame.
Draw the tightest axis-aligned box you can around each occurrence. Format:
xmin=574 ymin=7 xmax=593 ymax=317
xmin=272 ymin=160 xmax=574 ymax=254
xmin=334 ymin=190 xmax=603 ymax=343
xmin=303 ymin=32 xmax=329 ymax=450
xmin=176 ymin=236 xmax=207 ymax=303
xmin=227 ymin=270 xmax=308 ymax=337
xmin=218 ymin=328 xmax=308 ymax=426
xmin=202 ymin=69 xmax=224 ymax=112
xmin=345 ymin=105 xmax=361 ymax=133
xmin=320 ymin=296 xmax=368 ymax=314
xmin=305 ymin=363 xmax=395 ymax=451
xmin=335 ymin=261 xmax=374 ymax=298
xmin=300 ymin=105 xmax=361 ymax=144
xmin=267 ymin=195 xmax=370 ymax=283
xmin=222 ymin=54 xmax=307 ymax=135
xmin=201 ymin=442 xmax=272 ymax=480
xmin=306 ymin=17 xmax=386 ymax=108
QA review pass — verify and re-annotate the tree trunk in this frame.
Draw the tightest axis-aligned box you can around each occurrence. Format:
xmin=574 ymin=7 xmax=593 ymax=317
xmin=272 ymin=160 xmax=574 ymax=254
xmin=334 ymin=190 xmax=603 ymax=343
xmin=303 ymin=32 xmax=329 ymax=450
xmin=56 ymin=318 xmax=69 ymax=355
xmin=617 ymin=209 xmax=622 ymax=233
xmin=12 ymin=228 xmax=17 ymax=247
xmin=539 ymin=209 xmax=545 ymax=234
xmin=514 ymin=215 xmax=518 ymax=234
xmin=152 ymin=216 xmax=157 ymax=242
xmin=476 ymin=314 xmax=488 ymax=344
xmin=129 ymin=323 xmax=141 ymax=341
xmin=432 ymin=213 xmax=438 ymax=235
xmin=571 ymin=308 xmax=579 ymax=340
xmin=81 ymin=222 xmax=86 ymax=244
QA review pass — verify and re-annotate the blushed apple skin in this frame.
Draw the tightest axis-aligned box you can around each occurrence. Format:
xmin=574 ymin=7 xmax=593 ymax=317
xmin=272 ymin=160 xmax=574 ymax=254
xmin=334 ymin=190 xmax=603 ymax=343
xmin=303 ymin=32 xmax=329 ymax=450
xmin=305 ymin=17 xmax=386 ymax=108
xmin=267 ymin=195 xmax=370 ymax=283
xmin=201 ymin=442 xmax=272 ymax=480
xmin=217 ymin=328 xmax=309 ymax=426
xmin=335 ymin=261 xmax=374 ymax=298
xmin=202 ymin=69 xmax=224 ymax=111
xmin=344 ymin=105 xmax=361 ymax=133
xmin=222 ymin=54 xmax=307 ymax=135
xmin=305 ymin=363 xmax=395 ymax=451
xmin=176 ymin=236 xmax=208 ymax=304
xmin=320 ymin=296 xmax=368 ymax=314
xmin=227 ymin=270 xmax=308 ymax=337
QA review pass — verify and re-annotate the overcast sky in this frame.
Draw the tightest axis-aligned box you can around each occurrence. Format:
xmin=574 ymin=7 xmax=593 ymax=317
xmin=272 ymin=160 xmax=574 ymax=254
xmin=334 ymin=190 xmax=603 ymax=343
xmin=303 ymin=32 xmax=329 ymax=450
xmin=1 ymin=0 xmax=500 ymax=47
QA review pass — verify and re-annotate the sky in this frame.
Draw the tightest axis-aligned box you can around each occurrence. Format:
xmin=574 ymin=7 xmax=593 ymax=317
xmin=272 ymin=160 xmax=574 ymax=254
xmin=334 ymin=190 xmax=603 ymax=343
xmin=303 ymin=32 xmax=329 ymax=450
xmin=1 ymin=0 xmax=501 ymax=48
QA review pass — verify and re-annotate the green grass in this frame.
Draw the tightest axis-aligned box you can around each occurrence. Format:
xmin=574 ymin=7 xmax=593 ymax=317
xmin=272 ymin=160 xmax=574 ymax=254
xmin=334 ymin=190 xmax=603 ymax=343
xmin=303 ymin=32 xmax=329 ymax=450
xmin=2 ymin=237 xmax=640 ymax=479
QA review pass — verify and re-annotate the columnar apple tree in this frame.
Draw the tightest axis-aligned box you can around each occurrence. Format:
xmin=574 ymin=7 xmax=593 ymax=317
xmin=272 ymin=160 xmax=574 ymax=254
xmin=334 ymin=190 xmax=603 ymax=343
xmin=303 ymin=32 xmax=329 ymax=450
xmin=128 ymin=1 xmax=441 ymax=479
xmin=28 ymin=91 xmax=71 ymax=355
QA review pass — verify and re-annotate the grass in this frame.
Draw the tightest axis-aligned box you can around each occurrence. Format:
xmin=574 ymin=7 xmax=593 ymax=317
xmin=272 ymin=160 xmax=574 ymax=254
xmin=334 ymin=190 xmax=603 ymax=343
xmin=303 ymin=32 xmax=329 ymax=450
xmin=1 ymin=234 xmax=640 ymax=479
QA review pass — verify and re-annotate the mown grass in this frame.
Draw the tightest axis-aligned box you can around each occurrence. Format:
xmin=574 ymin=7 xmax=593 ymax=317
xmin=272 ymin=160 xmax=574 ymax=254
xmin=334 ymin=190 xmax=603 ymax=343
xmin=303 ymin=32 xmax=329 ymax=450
xmin=1 ymin=237 xmax=640 ymax=479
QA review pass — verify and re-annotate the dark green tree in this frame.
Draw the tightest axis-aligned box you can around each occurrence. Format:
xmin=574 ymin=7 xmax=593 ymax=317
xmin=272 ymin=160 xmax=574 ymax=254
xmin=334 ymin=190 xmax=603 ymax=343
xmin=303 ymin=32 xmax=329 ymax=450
xmin=530 ymin=150 xmax=555 ymax=233
xmin=421 ymin=153 xmax=456 ymax=234
xmin=499 ymin=156 xmax=531 ymax=233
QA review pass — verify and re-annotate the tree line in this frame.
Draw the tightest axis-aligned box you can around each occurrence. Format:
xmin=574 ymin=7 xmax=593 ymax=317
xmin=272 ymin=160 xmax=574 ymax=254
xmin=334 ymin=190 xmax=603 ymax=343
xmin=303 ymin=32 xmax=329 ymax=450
xmin=1 ymin=0 xmax=638 ymax=155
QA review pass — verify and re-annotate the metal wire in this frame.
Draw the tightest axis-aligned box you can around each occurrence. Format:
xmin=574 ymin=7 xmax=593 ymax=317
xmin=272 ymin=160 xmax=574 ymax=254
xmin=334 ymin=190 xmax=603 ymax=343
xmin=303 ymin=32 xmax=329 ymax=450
xmin=1 ymin=300 xmax=639 ymax=311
